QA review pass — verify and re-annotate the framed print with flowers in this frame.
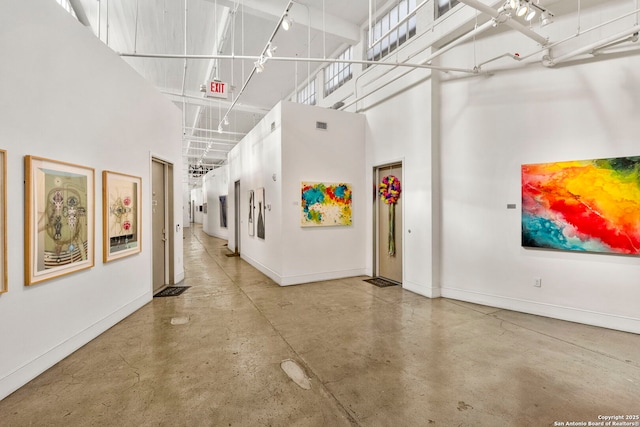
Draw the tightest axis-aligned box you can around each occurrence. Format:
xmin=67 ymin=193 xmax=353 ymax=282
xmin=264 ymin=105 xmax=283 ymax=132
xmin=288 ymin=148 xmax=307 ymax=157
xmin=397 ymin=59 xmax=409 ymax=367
xmin=24 ymin=156 xmax=95 ymax=285
xmin=103 ymin=171 xmax=142 ymax=262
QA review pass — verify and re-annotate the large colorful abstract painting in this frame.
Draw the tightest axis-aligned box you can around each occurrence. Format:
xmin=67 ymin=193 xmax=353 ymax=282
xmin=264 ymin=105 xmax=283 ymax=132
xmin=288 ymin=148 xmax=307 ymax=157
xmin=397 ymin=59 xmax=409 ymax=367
xmin=301 ymin=182 xmax=352 ymax=227
xmin=522 ymin=156 xmax=640 ymax=255
xmin=25 ymin=156 xmax=95 ymax=285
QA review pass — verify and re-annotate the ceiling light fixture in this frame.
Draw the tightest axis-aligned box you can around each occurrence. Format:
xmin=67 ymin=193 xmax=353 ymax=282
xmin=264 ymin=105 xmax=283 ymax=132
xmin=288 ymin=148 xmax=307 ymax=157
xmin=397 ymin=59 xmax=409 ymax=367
xmin=516 ymin=2 xmax=529 ymax=17
xmin=540 ymin=10 xmax=554 ymax=27
xmin=215 ymin=0 xmax=293 ymax=140
xmin=265 ymin=43 xmax=277 ymax=58
xmin=223 ymin=116 xmax=229 ymax=126
xmin=281 ymin=14 xmax=293 ymax=31
xmin=525 ymin=7 xmax=537 ymax=21
xmin=505 ymin=0 xmax=518 ymax=11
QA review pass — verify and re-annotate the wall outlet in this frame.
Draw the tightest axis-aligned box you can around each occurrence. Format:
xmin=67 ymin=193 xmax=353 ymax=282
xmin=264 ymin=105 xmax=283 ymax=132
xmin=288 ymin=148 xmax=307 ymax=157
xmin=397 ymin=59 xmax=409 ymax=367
xmin=534 ymin=278 xmax=542 ymax=288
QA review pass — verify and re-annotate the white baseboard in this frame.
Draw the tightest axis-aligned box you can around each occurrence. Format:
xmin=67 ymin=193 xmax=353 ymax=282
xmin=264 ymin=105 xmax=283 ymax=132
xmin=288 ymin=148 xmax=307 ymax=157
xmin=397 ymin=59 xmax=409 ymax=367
xmin=174 ymin=270 xmax=185 ymax=283
xmin=280 ymin=268 xmax=368 ymax=286
xmin=240 ymin=254 xmax=366 ymax=287
xmin=0 ymin=293 xmax=151 ymax=401
xmin=403 ymin=280 xmax=441 ymax=298
xmin=203 ymin=230 xmax=229 ymax=240
xmin=441 ymin=286 xmax=640 ymax=334
xmin=240 ymin=254 xmax=283 ymax=285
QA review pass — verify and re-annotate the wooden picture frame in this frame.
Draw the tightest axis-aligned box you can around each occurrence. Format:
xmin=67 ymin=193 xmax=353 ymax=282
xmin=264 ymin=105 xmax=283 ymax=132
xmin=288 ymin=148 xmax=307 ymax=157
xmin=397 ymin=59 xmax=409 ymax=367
xmin=24 ymin=156 xmax=95 ymax=285
xmin=0 ymin=150 xmax=6 ymax=293
xmin=103 ymin=171 xmax=142 ymax=262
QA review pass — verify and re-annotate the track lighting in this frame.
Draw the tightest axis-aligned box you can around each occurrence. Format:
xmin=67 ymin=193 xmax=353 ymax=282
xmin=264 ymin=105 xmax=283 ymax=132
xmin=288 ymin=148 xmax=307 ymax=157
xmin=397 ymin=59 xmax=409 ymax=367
xmin=217 ymin=124 xmax=222 ymax=133
xmin=525 ymin=7 xmax=537 ymax=21
xmin=516 ymin=2 xmax=528 ymax=17
xmin=281 ymin=14 xmax=292 ymax=31
xmin=254 ymin=58 xmax=265 ymax=73
xmin=265 ymin=43 xmax=277 ymax=58
xmin=223 ymin=116 xmax=229 ymax=126
xmin=501 ymin=0 xmax=515 ymax=12
xmin=502 ymin=0 xmax=553 ymax=27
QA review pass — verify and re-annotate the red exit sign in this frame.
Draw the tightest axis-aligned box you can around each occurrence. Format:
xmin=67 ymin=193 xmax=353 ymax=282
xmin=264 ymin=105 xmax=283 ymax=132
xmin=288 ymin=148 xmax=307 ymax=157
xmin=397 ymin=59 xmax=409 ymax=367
xmin=207 ymin=81 xmax=228 ymax=99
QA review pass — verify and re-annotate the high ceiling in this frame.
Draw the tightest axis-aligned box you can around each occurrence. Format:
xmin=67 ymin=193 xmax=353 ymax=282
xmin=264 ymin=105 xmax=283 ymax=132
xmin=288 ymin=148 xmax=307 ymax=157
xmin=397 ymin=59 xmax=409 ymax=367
xmin=70 ymin=0 xmax=384 ymax=183
xmin=66 ymin=0 xmax=640 ymax=186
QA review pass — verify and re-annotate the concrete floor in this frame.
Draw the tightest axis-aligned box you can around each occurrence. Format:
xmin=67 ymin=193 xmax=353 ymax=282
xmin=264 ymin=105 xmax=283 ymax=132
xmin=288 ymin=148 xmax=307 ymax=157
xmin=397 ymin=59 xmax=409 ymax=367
xmin=1 ymin=226 xmax=639 ymax=426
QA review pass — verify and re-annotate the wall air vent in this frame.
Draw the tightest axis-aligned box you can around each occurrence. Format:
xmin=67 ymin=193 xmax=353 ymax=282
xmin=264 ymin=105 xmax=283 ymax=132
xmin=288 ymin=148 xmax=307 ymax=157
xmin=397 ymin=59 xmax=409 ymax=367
xmin=316 ymin=121 xmax=328 ymax=131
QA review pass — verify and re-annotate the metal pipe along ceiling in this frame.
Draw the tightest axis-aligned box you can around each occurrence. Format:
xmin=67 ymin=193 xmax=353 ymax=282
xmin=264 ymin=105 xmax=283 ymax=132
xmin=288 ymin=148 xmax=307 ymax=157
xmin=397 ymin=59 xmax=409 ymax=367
xmin=546 ymin=25 xmax=640 ymax=66
xmin=119 ymin=52 xmax=476 ymax=74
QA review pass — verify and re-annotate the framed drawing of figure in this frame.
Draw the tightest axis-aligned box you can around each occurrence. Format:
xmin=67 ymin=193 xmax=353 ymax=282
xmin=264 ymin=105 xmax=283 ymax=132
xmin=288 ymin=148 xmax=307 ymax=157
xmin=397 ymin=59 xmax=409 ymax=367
xmin=24 ymin=156 xmax=95 ymax=285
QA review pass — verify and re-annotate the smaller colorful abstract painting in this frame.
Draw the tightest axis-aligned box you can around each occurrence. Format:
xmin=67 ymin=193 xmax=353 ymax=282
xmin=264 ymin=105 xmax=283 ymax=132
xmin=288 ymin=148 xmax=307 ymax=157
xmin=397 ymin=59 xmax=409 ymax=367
xmin=301 ymin=182 xmax=352 ymax=227
xmin=522 ymin=156 xmax=640 ymax=255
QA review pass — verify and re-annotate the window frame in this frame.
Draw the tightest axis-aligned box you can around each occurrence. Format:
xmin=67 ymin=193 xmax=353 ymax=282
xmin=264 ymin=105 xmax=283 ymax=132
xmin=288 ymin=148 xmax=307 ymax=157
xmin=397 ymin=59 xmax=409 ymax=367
xmin=366 ymin=0 xmax=417 ymax=63
xmin=435 ymin=0 xmax=460 ymax=19
xmin=324 ymin=46 xmax=354 ymax=97
xmin=297 ymin=78 xmax=317 ymax=106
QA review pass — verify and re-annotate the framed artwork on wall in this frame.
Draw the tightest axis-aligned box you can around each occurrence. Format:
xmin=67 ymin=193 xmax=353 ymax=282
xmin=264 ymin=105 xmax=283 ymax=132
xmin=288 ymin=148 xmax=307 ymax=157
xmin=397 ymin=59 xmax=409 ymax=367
xmin=256 ymin=187 xmax=265 ymax=239
xmin=522 ymin=155 xmax=640 ymax=255
xmin=103 ymin=171 xmax=142 ymax=263
xmin=248 ymin=189 xmax=255 ymax=236
xmin=301 ymin=182 xmax=353 ymax=227
xmin=219 ymin=195 xmax=228 ymax=228
xmin=0 ymin=150 xmax=6 ymax=293
xmin=24 ymin=156 xmax=95 ymax=285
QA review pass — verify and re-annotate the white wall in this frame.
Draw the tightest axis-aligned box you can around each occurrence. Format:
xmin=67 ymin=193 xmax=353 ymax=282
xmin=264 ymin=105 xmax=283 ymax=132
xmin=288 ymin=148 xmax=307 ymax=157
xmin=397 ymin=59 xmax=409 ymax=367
xmin=228 ymin=102 xmax=367 ymax=285
xmin=362 ymin=70 xmax=439 ymax=298
xmin=191 ymin=187 xmax=203 ymax=224
xmin=438 ymin=57 xmax=640 ymax=334
xmin=229 ymin=104 xmax=284 ymax=280
xmin=182 ymin=181 xmax=191 ymax=228
xmin=330 ymin=1 xmax=640 ymax=333
xmin=280 ymin=102 xmax=367 ymax=285
xmin=0 ymin=0 xmax=184 ymax=400
xmin=202 ymin=165 xmax=230 ymax=239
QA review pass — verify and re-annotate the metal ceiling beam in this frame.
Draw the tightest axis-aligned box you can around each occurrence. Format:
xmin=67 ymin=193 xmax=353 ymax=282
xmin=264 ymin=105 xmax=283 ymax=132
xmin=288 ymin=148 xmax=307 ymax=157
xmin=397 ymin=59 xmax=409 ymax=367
xmin=184 ymin=153 xmax=228 ymax=161
xmin=126 ymin=53 xmax=477 ymax=74
xmin=457 ymin=0 xmax=548 ymax=46
xmin=183 ymin=126 xmax=246 ymax=137
xmin=162 ymin=90 xmax=270 ymax=114
xmin=205 ymin=0 xmax=360 ymax=44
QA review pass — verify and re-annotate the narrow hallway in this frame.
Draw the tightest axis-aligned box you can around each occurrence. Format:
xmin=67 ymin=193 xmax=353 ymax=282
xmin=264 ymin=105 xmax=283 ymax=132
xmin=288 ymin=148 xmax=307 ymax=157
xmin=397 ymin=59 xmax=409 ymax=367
xmin=1 ymin=226 xmax=638 ymax=426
